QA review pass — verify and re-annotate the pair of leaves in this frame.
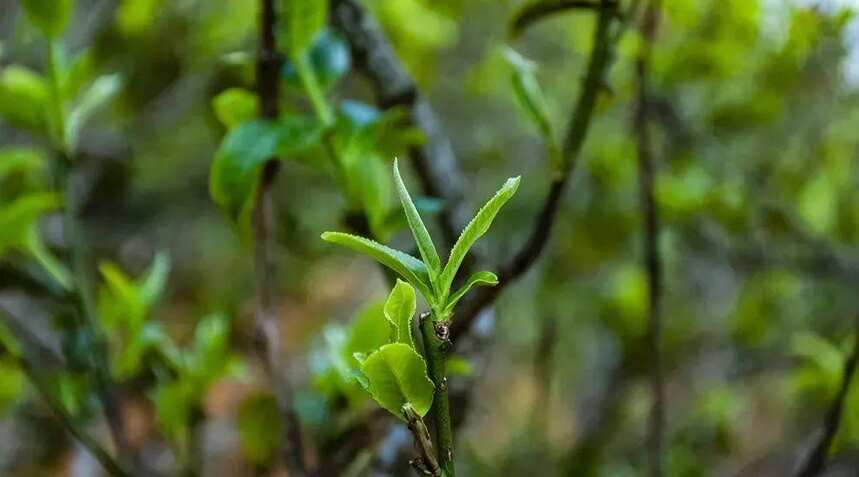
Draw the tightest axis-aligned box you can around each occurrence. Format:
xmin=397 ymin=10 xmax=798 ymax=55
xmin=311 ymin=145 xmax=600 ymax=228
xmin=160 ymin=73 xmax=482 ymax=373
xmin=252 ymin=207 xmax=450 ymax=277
xmin=322 ymin=159 xmax=520 ymax=318
xmin=355 ymin=280 xmax=434 ymax=420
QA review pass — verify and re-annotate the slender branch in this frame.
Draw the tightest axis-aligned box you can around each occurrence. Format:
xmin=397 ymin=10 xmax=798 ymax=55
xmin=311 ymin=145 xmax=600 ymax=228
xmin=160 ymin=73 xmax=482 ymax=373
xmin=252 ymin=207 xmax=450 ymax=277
xmin=420 ymin=313 xmax=456 ymax=476
xmin=329 ymin=0 xmax=470 ymax=249
xmin=634 ymin=1 xmax=664 ymax=475
xmin=795 ymin=315 xmax=859 ymax=477
xmin=403 ymin=404 xmax=442 ymax=476
xmin=510 ymin=0 xmax=618 ymax=38
xmin=452 ymin=0 xmax=618 ymax=339
xmin=253 ymin=0 xmax=307 ymax=474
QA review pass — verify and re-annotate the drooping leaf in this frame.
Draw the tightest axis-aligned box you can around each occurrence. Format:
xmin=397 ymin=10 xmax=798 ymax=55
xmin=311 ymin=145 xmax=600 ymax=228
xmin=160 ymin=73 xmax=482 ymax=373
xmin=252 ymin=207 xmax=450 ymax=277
xmin=21 ymin=0 xmax=75 ymax=38
xmin=22 ymin=225 xmax=71 ymax=290
xmin=0 ymin=148 xmax=44 ymax=184
xmin=0 ymin=65 xmax=49 ymax=132
xmin=209 ymin=117 xmax=322 ymax=222
xmin=509 ymin=0 xmax=604 ymax=38
xmin=444 ymin=271 xmax=498 ymax=315
xmin=65 ymin=74 xmax=122 ymax=152
xmin=392 ymin=159 xmax=441 ymax=282
xmin=281 ymin=0 xmax=328 ymax=60
xmin=439 ymin=176 xmax=520 ymax=302
xmin=0 ymin=193 xmax=61 ymax=254
xmin=360 ymin=343 xmax=434 ymax=420
xmin=320 ymin=232 xmax=433 ymax=299
xmin=212 ymin=88 xmax=258 ymax=129
xmin=384 ymin=280 xmax=417 ymax=348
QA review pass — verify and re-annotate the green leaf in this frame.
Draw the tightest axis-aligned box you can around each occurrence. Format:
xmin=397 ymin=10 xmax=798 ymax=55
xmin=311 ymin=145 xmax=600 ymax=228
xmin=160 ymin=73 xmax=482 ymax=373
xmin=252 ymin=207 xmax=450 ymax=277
xmin=0 ymin=65 xmax=49 ymax=132
xmin=189 ymin=313 xmax=232 ymax=388
xmin=0 ymin=193 xmax=61 ymax=254
xmin=384 ymin=280 xmax=416 ymax=348
xmin=65 ymin=74 xmax=122 ymax=152
xmin=23 ymin=226 xmax=71 ymax=290
xmin=281 ymin=0 xmax=328 ymax=59
xmin=99 ymin=261 xmax=145 ymax=326
xmin=210 ymin=117 xmax=322 ymax=223
xmin=282 ymin=30 xmax=351 ymax=90
xmin=140 ymin=252 xmax=170 ymax=307
xmin=238 ymin=393 xmax=281 ymax=466
xmin=0 ymin=147 xmax=45 ymax=183
xmin=342 ymin=301 xmax=389 ymax=368
xmin=153 ymin=380 xmax=192 ymax=449
xmin=393 ymin=158 xmax=441 ymax=281
xmin=21 ymin=0 xmax=75 ymax=38
xmin=212 ymin=88 xmax=259 ymax=129
xmin=502 ymin=47 xmax=557 ymax=167
xmin=360 ymin=343 xmax=434 ymax=420
xmin=320 ymin=232 xmax=433 ymax=299
xmin=439 ymin=176 xmax=520 ymax=303
xmin=444 ymin=271 xmax=498 ymax=315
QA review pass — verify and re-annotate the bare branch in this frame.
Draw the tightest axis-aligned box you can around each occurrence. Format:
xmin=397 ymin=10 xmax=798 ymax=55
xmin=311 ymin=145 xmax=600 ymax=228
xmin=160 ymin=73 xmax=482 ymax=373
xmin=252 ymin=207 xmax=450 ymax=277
xmin=509 ymin=0 xmax=619 ymax=38
xmin=253 ymin=0 xmax=307 ymax=473
xmin=634 ymin=1 xmax=665 ymax=475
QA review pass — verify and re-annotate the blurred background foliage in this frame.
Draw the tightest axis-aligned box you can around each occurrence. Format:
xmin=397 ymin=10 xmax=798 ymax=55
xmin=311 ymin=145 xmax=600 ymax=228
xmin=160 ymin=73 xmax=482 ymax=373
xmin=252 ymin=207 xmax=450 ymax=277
xmin=2 ymin=0 xmax=859 ymax=475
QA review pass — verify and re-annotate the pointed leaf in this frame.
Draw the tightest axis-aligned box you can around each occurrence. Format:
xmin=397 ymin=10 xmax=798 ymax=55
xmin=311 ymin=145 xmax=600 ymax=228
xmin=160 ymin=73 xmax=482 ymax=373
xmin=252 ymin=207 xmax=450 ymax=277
xmin=393 ymin=158 xmax=441 ymax=281
xmin=384 ymin=279 xmax=416 ymax=348
xmin=320 ymin=232 xmax=433 ymax=299
xmin=66 ymin=74 xmax=122 ymax=152
xmin=0 ymin=65 xmax=49 ymax=132
xmin=360 ymin=343 xmax=434 ymax=419
xmin=503 ymin=48 xmax=555 ymax=146
xmin=439 ymin=176 xmax=520 ymax=300
xmin=444 ymin=271 xmax=498 ymax=315
xmin=212 ymin=88 xmax=258 ymax=129
xmin=140 ymin=252 xmax=170 ymax=307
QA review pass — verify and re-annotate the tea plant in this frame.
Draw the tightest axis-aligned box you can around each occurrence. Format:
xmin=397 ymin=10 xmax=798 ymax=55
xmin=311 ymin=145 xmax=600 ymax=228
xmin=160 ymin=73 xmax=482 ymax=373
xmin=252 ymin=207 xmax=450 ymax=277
xmin=322 ymin=159 xmax=520 ymax=475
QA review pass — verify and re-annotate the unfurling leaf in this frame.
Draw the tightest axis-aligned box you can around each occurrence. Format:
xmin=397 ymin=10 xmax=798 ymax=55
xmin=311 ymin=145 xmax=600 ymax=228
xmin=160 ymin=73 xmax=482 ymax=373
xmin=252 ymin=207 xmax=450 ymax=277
xmin=502 ymin=47 xmax=557 ymax=166
xmin=360 ymin=343 xmax=434 ymax=420
xmin=384 ymin=279 xmax=417 ymax=348
xmin=439 ymin=176 xmax=520 ymax=302
xmin=444 ymin=271 xmax=498 ymax=315
xmin=393 ymin=158 xmax=441 ymax=279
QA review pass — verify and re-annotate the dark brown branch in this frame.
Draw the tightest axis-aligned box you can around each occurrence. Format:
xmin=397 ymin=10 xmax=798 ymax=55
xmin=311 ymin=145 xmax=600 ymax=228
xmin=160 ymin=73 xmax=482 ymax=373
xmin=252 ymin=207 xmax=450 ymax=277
xmin=330 ymin=0 xmax=470 ymax=249
xmin=509 ymin=0 xmax=618 ymax=38
xmin=795 ymin=315 xmax=859 ymax=477
xmin=634 ymin=1 xmax=664 ymax=476
xmin=452 ymin=0 xmax=618 ymax=339
xmin=253 ymin=0 xmax=307 ymax=474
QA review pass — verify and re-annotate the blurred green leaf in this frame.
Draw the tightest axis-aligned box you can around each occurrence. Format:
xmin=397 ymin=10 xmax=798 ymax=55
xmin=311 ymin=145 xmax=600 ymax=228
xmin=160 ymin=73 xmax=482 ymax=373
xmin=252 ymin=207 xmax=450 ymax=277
xmin=282 ymin=30 xmax=351 ymax=90
xmin=502 ymin=47 xmax=557 ymax=165
xmin=66 ymin=74 xmax=122 ymax=152
xmin=209 ymin=117 xmax=322 ymax=224
xmin=212 ymin=88 xmax=259 ymax=130
xmin=21 ymin=0 xmax=75 ymax=38
xmin=281 ymin=0 xmax=327 ymax=60
xmin=0 ymin=65 xmax=50 ymax=132
xmin=360 ymin=343 xmax=434 ymax=420
xmin=153 ymin=380 xmax=192 ymax=449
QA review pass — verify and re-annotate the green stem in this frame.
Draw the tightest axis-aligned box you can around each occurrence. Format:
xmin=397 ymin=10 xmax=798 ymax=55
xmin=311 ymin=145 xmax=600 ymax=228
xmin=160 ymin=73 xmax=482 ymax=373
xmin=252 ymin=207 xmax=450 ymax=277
xmin=296 ymin=55 xmax=334 ymax=127
xmin=46 ymin=40 xmax=68 ymax=154
xmin=420 ymin=315 xmax=455 ymax=477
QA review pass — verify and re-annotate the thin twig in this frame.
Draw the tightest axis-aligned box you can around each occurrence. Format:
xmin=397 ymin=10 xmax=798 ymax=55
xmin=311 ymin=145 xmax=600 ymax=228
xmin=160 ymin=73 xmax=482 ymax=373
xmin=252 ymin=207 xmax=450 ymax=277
xmin=634 ymin=1 xmax=664 ymax=475
xmin=253 ymin=0 xmax=307 ymax=473
xmin=403 ymin=404 xmax=442 ymax=476
xmin=452 ymin=0 xmax=619 ymax=339
xmin=795 ymin=315 xmax=859 ymax=477
xmin=509 ymin=0 xmax=618 ymax=38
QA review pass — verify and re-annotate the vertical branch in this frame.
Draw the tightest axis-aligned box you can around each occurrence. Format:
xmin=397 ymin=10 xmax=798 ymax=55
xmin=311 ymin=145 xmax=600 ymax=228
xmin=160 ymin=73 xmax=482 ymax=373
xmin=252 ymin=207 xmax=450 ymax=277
xmin=420 ymin=313 xmax=456 ymax=476
xmin=795 ymin=315 xmax=859 ymax=477
xmin=253 ymin=0 xmax=307 ymax=474
xmin=634 ymin=2 xmax=664 ymax=476
xmin=532 ymin=314 xmax=558 ymax=431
